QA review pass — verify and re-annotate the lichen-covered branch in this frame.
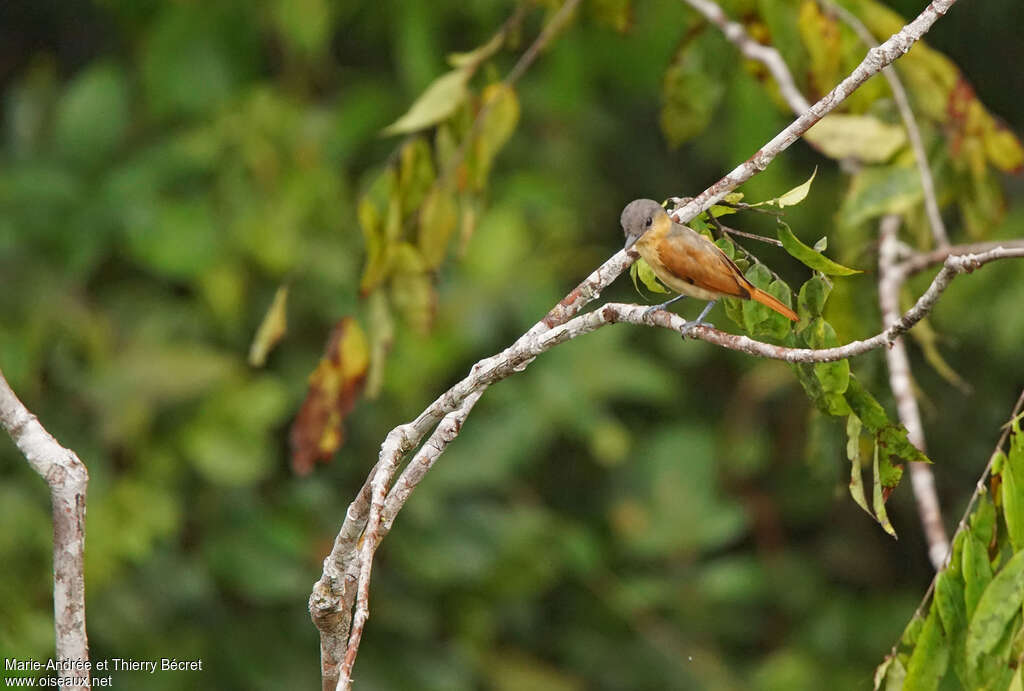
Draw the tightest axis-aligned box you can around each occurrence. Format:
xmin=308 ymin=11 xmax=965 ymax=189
xmin=0 ymin=370 xmax=90 ymax=690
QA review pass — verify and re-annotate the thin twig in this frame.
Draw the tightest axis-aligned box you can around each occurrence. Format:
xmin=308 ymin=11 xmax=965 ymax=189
xmin=823 ymin=0 xmax=949 ymax=248
xmin=705 ymin=212 xmax=788 ymax=285
xmin=878 ymin=215 xmax=948 ymax=570
xmin=0 ymin=370 xmax=90 ymax=689
xmin=885 ymin=386 xmax=1024 ymax=663
xmin=718 ymin=224 xmax=784 ymax=247
xmin=680 ymin=0 xmax=811 ymax=113
xmin=897 ymin=238 xmax=1024 ymax=277
xmin=357 ymin=243 xmax=1022 ymax=565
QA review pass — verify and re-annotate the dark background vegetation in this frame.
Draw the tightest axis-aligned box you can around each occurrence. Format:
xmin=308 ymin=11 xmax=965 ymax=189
xmin=1 ymin=0 xmax=1023 ymax=688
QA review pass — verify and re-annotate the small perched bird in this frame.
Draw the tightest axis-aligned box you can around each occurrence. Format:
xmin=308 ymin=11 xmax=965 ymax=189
xmin=621 ymin=199 xmax=799 ymax=334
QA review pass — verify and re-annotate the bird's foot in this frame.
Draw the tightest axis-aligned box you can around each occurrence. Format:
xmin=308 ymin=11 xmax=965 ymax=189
xmin=680 ymin=319 xmax=713 ymax=338
xmin=679 ymin=299 xmax=717 ymax=338
xmin=644 ymin=294 xmax=686 ymax=317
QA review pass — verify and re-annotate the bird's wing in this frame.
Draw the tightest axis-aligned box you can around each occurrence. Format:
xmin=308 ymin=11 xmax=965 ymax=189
xmin=656 ymin=226 xmax=752 ymax=299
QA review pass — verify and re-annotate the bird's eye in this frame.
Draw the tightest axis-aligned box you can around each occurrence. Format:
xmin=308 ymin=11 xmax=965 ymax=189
xmin=644 ymin=216 xmax=652 ymax=228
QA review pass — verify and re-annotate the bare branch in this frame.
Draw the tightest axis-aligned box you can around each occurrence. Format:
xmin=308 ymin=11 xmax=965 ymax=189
xmin=825 ymin=0 xmax=949 ymax=248
xmin=897 ymin=238 xmax=1024 ymax=277
xmin=680 ymin=0 xmax=811 ymax=113
xmin=0 ymin=369 xmax=90 ymax=689
xmin=351 ymin=243 xmax=1023 ymax=559
xmin=878 ymin=215 xmax=948 ymax=570
xmin=314 ymin=0 xmax=966 ymax=683
xmin=718 ymin=224 xmax=784 ymax=247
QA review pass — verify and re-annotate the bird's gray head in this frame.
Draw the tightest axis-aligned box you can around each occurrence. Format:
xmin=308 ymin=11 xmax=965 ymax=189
xmin=621 ymin=199 xmax=666 ymax=250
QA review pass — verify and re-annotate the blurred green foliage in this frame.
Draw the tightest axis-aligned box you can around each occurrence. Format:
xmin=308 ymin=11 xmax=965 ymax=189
xmin=1 ymin=0 xmax=1024 ymax=689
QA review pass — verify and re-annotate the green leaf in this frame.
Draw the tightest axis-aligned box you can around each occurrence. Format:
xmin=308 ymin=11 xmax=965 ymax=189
xmin=797 ymin=274 xmax=832 ymax=319
xmin=882 ymin=655 xmax=907 ymax=691
xmin=383 ymin=67 xmax=472 ymax=136
xmin=966 ymin=550 xmax=1024 ymax=673
xmin=659 ymin=33 xmax=727 ymax=147
xmin=847 ymin=415 xmax=871 ymax=517
xmin=630 ymin=258 xmax=671 ymax=295
xmin=804 ymin=114 xmax=907 ymax=163
xmin=1012 ymin=668 xmax=1024 ymax=691
xmin=125 ymin=199 xmax=221 ymax=279
xmin=872 ymin=441 xmax=897 ymax=538
xmin=1001 ymin=434 xmax=1024 ymax=552
xmin=53 ymin=62 xmax=129 ymax=165
xmin=879 ymin=424 xmax=930 ymax=465
xmin=903 ymin=608 xmax=949 ymax=691
xmin=777 ymin=220 xmax=861 ymax=276
xmin=740 ymin=264 xmax=773 ymax=335
xmin=845 ymin=376 xmax=889 ymax=431
xmin=805 ymin=319 xmax=849 ymax=394
xmin=840 ymin=163 xmax=923 ymax=228
xmin=962 ymin=533 xmax=992 ymax=621
xmin=141 ymin=8 xmax=248 ymax=120
xmin=269 ymin=0 xmax=333 ymax=55
xmin=587 ymin=0 xmax=633 ymax=32
xmin=969 ymin=492 xmax=997 ymax=554
xmin=714 ymin=236 xmax=736 ymax=259
xmin=418 ymin=185 xmax=459 ymax=269
xmin=934 ymin=567 xmax=968 ymax=685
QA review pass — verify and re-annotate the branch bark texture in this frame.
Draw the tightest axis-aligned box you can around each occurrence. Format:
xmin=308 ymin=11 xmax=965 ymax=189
xmin=879 ymin=215 xmax=949 ymax=570
xmin=0 ymin=370 xmax=90 ymax=689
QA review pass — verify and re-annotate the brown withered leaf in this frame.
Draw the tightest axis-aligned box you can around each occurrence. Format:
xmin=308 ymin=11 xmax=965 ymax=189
xmin=290 ymin=317 xmax=369 ymax=474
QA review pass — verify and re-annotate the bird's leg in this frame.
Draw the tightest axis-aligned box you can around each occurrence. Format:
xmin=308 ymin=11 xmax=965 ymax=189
xmin=644 ymin=293 xmax=686 ymax=316
xmin=680 ymin=300 xmax=717 ymax=338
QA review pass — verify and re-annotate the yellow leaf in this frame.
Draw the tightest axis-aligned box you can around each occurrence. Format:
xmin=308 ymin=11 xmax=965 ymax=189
xmin=776 ymin=167 xmax=817 ymax=208
xmin=805 ymin=115 xmax=906 ymax=163
xmin=398 ymin=137 xmax=436 ymax=217
xmin=364 ymin=290 xmax=394 ymax=399
xmin=472 ymin=83 xmax=519 ymax=189
xmin=418 ymin=185 xmax=459 ymax=268
xmin=390 ymin=243 xmax=436 ymax=334
xmin=798 ymin=0 xmax=841 ymax=96
xmin=984 ymin=121 xmax=1024 ymax=173
xmin=248 ymin=285 xmax=288 ymax=367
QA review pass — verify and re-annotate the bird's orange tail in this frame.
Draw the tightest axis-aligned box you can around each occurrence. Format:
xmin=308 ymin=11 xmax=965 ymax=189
xmin=751 ymin=287 xmax=799 ymax=321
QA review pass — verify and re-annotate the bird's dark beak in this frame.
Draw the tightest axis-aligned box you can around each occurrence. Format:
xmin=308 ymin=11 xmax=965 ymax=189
xmin=623 ymin=234 xmax=638 ymax=251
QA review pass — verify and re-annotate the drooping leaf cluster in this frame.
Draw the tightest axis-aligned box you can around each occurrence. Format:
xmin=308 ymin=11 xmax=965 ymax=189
xmin=877 ymin=421 xmax=1024 ymax=690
